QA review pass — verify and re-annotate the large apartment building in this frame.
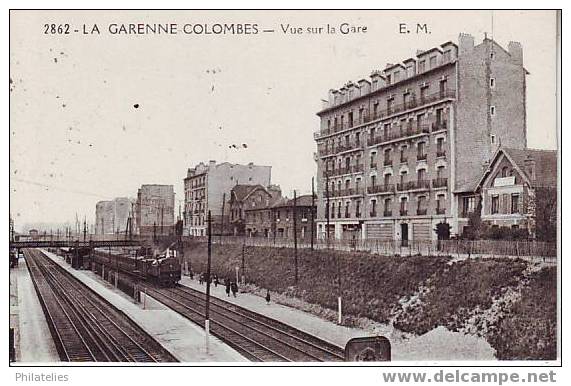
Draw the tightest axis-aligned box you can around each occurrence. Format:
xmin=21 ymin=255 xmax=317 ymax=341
xmin=134 ymin=184 xmax=175 ymax=236
xmin=184 ymin=161 xmax=272 ymax=236
xmin=314 ymin=33 xmax=527 ymax=243
xmin=95 ymin=197 xmax=134 ymax=235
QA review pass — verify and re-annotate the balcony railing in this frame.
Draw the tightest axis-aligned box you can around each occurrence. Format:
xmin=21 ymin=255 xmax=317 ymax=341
xmin=417 ymin=208 xmax=428 ymax=215
xmin=397 ymin=180 xmax=430 ymax=191
xmin=433 ymin=121 xmax=448 ymax=131
xmin=323 ymin=164 xmax=364 ymax=177
xmin=370 ymin=162 xmax=377 ymax=169
xmin=436 ymin=150 xmax=446 ymax=158
xmin=400 ymin=156 xmax=408 ymax=163
xmin=368 ymin=125 xmax=430 ymax=147
xmin=367 ymin=184 xmax=395 ymax=194
xmin=432 ymin=178 xmax=448 ymax=188
xmin=436 ymin=207 xmax=446 ymax=215
xmin=383 ymin=210 xmax=392 ymax=217
xmin=336 ymin=141 xmax=363 ymax=153
xmin=370 ymin=211 xmax=377 ymax=217
xmin=400 ymin=209 xmax=408 ymax=216
xmin=331 ymin=187 xmax=365 ymax=197
xmin=314 ymin=89 xmax=455 ymax=139
xmin=417 ymin=153 xmax=427 ymax=161
xmin=383 ymin=159 xmax=393 ymax=166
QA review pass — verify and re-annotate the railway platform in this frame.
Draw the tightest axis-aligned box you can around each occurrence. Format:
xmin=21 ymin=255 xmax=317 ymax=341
xmin=180 ymin=276 xmax=496 ymax=361
xmin=39 ymin=250 xmax=247 ymax=362
xmin=10 ymin=259 xmax=59 ymax=363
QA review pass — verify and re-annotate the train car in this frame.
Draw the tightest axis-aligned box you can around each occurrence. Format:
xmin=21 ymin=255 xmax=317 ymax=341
xmin=91 ymin=248 xmax=181 ymax=287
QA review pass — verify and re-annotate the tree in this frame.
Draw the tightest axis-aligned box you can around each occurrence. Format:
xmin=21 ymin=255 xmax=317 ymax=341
xmin=532 ymin=187 xmax=557 ymax=242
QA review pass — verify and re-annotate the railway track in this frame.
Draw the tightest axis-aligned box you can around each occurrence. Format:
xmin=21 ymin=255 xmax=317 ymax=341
xmin=24 ymin=249 xmax=178 ymax=363
xmin=144 ymin=284 xmax=345 ymax=362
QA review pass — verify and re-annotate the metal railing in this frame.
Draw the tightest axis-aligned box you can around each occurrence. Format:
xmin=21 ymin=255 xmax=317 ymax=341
xmin=190 ymin=235 xmax=556 ymax=258
xmin=433 ymin=178 xmax=448 ymax=188
xmin=367 ymin=184 xmax=395 ymax=194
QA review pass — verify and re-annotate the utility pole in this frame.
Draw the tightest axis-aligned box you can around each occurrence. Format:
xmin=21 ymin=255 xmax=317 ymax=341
xmin=160 ymin=204 xmax=164 ymax=236
xmin=241 ymin=240 xmax=245 ymax=285
xmin=311 ymin=177 xmax=315 ymax=251
xmin=83 ymin=218 xmax=87 ymax=242
xmin=220 ymin=193 xmax=226 ymax=245
xmin=326 ymin=173 xmax=331 ymax=249
xmin=293 ymin=190 xmax=298 ymax=284
xmin=205 ymin=210 xmax=212 ymax=353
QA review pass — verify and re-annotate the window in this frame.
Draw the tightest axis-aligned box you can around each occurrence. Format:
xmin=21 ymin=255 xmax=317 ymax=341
xmin=418 ymin=60 xmax=426 ymax=73
xmin=330 ymin=203 xmax=334 ymax=219
xmin=436 ymin=137 xmax=445 ymax=155
xmin=387 ymin=98 xmax=394 ymax=114
xmin=400 ymin=197 xmax=408 ymax=215
xmin=417 ymin=196 xmax=427 ymax=214
xmin=370 ymin=174 xmax=377 ymax=187
xmin=436 ymin=165 xmax=445 ymax=180
xmin=394 ymin=71 xmax=400 ymax=82
xmin=384 ymin=198 xmax=392 ymax=215
xmin=436 ymin=194 xmax=445 ymax=213
xmin=490 ymin=78 xmax=495 ymax=88
xmin=348 ymin=111 xmax=354 ymax=127
xmin=386 ymin=74 xmax=391 ymax=85
xmin=501 ymin=166 xmax=509 ymax=178
xmin=429 ymin=56 xmax=437 ymax=69
xmin=420 ymin=85 xmax=428 ymax=101
xmin=443 ymin=49 xmax=451 ymax=62
xmin=384 ymin=148 xmax=392 ymax=165
xmin=463 ymin=196 xmax=476 ymax=216
xmin=439 ymin=79 xmax=447 ymax=95
xmin=490 ymin=106 xmax=496 ymax=116
xmin=491 ymin=134 xmax=496 ymax=145
xmin=370 ymin=199 xmax=377 ymax=217
xmin=384 ymin=173 xmax=391 ymax=186
xmin=400 ymin=146 xmax=408 ymax=163
xmin=511 ymin=194 xmax=520 ymax=214
xmin=417 ymin=141 xmax=426 ymax=160
xmin=417 ymin=168 xmax=426 ymax=183
xmin=491 ymin=195 xmax=499 ymax=214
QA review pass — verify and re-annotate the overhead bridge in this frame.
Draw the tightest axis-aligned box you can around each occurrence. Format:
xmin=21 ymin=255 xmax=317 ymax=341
xmin=10 ymin=239 xmax=142 ymax=249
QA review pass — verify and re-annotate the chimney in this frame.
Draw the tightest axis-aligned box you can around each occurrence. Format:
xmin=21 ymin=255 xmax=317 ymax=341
xmin=508 ymin=41 xmax=523 ymax=65
xmin=328 ymin=89 xmax=336 ymax=104
xmin=523 ymin=154 xmax=536 ymax=181
xmin=458 ymin=33 xmax=474 ymax=55
xmin=370 ymin=70 xmax=385 ymax=90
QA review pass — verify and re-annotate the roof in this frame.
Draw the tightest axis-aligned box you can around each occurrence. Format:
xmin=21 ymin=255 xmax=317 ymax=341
xmin=502 ymin=147 xmax=557 ymax=187
xmin=272 ymin=194 xmax=315 ymax=208
xmin=475 ymin=147 xmax=557 ymax=190
xmin=230 ymin=184 xmax=266 ymax=202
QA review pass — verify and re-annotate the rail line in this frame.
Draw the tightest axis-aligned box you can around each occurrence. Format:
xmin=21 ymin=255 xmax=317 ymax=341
xmin=144 ymin=284 xmax=345 ymax=362
xmin=24 ymin=249 xmax=178 ymax=363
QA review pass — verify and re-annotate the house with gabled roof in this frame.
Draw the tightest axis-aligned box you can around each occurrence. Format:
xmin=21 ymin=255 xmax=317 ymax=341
xmin=468 ymin=147 xmax=557 ymax=239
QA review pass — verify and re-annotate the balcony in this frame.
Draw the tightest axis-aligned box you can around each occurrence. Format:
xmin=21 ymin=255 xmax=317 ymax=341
xmin=370 ymin=211 xmax=377 ymax=217
xmin=400 ymin=156 xmax=408 ymax=164
xmin=432 ymin=120 xmax=448 ymax=131
xmin=417 ymin=153 xmax=427 ymax=161
xmin=397 ymin=180 xmax=430 ymax=191
xmin=383 ymin=210 xmax=392 ymax=217
xmin=367 ymin=183 xmax=395 ymax=194
xmin=432 ymin=178 xmax=448 ymax=188
xmin=400 ymin=209 xmax=408 ymax=216
xmin=436 ymin=207 xmax=446 ymax=215
xmin=336 ymin=141 xmax=363 ymax=154
xmin=417 ymin=208 xmax=427 ymax=215
xmin=333 ymin=187 xmax=365 ymax=197
xmin=315 ymin=90 xmax=455 ymax=139
xmin=368 ymin=125 xmax=430 ymax=148
xmin=436 ymin=150 xmax=446 ymax=158
xmin=383 ymin=159 xmax=393 ymax=166
xmin=370 ymin=162 xmax=377 ymax=169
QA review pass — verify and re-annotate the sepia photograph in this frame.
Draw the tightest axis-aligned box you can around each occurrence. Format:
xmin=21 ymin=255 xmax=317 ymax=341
xmin=8 ymin=8 xmax=560 ymax=371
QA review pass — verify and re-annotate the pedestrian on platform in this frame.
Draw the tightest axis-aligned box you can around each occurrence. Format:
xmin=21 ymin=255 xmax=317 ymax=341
xmin=265 ymin=290 xmax=271 ymax=305
xmin=199 ymin=273 xmax=204 ymax=285
xmin=225 ymin=280 xmax=231 ymax=297
xmin=214 ymin=274 xmax=219 ymax=287
xmin=231 ymin=281 xmax=238 ymax=297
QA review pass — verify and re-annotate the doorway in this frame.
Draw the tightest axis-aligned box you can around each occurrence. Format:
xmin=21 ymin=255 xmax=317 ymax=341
xmin=401 ymin=223 xmax=409 ymax=247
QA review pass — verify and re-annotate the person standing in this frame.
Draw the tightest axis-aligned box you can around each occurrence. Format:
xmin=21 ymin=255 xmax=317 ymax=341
xmin=225 ymin=280 xmax=231 ymax=297
xmin=265 ymin=290 xmax=271 ymax=305
xmin=231 ymin=281 xmax=238 ymax=297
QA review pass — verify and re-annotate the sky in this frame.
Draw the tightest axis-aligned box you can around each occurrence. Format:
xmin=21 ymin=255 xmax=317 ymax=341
xmin=9 ymin=10 xmax=558 ymax=231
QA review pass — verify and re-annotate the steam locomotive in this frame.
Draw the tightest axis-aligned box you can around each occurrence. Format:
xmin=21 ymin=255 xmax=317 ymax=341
xmin=91 ymin=247 xmax=181 ymax=287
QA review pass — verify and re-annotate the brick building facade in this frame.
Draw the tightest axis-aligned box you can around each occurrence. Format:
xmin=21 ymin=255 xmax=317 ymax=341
xmin=228 ymin=184 xmax=282 ymax=236
xmin=184 ymin=161 xmax=272 ymax=236
xmin=95 ymin=197 xmax=134 ymax=235
xmin=314 ymin=33 xmax=528 ymax=243
xmin=245 ymin=194 xmax=316 ymax=240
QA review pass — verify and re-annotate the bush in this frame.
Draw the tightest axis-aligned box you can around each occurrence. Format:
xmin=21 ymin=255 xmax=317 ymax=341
xmin=488 ymin=267 xmax=557 ymax=360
